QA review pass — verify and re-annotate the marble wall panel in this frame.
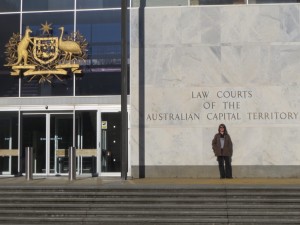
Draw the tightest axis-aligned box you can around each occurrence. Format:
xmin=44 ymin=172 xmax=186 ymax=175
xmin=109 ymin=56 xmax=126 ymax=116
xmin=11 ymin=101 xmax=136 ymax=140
xmin=130 ymin=4 xmax=300 ymax=173
xmin=279 ymin=5 xmax=300 ymax=41
xmin=144 ymin=127 xmax=203 ymax=165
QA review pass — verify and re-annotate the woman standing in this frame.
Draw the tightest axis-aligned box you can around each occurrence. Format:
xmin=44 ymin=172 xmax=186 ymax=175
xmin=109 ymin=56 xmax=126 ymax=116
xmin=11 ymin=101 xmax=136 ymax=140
xmin=212 ymin=124 xmax=233 ymax=179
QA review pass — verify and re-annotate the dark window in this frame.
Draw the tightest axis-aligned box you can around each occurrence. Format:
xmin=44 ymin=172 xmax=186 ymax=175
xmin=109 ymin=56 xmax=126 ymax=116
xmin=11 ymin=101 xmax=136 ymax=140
xmin=0 ymin=0 xmax=20 ymax=12
xmin=76 ymin=71 xmax=121 ymax=95
xmin=76 ymin=10 xmax=123 ymax=95
xmin=23 ymin=0 xmax=74 ymax=11
xmin=21 ymin=12 xmax=74 ymax=96
xmin=0 ymin=14 xmax=20 ymax=97
xmin=21 ymin=78 xmax=73 ymax=97
xmin=77 ymin=0 xmax=121 ymax=9
xmin=22 ymin=12 xmax=74 ymax=35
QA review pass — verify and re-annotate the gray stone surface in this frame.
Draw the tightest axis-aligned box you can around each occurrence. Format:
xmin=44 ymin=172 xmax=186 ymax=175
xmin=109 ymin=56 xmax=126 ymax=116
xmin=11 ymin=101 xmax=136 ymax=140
xmin=130 ymin=4 xmax=300 ymax=177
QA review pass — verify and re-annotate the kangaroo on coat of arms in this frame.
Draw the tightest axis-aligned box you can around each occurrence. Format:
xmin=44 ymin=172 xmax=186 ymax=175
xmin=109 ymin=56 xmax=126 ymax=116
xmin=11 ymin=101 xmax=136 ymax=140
xmin=12 ymin=26 xmax=34 ymax=66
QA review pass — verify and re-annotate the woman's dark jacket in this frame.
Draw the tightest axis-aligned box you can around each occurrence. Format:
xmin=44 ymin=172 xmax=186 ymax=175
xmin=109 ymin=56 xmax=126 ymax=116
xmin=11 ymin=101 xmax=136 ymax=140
xmin=212 ymin=133 xmax=233 ymax=157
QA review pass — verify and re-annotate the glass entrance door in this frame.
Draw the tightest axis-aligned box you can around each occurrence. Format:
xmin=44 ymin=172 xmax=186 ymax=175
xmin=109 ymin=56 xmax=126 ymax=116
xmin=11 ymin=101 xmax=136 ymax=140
xmin=101 ymin=112 xmax=121 ymax=173
xmin=74 ymin=110 xmax=122 ymax=176
xmin=0 ymin=112 xmax=19 ymax=175
xmin=22 ymin=115 xmax=46 ymax=174
xmin=21 ymin=110 xmax=124 ymax=176
xmin=22 ymin=113 xmax=73 ymax=175
xmin=50 ymin=114 xmax=73 ymax=174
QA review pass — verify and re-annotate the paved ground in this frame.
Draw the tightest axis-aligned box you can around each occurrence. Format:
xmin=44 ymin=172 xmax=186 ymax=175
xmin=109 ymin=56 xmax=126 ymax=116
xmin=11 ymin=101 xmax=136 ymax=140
xmin=0 ymin=176 xmax=300 ymax=187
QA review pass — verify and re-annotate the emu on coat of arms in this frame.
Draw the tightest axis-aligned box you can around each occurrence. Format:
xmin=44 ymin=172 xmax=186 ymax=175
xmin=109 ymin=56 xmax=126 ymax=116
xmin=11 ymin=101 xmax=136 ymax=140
xmin=4 ymin=22 xmax=87 ymax=83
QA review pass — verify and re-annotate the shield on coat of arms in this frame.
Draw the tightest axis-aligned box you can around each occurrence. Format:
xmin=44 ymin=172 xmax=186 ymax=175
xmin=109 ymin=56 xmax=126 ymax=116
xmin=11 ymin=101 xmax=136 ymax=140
xmin=33 ymin=37 xmax=58 ymax=64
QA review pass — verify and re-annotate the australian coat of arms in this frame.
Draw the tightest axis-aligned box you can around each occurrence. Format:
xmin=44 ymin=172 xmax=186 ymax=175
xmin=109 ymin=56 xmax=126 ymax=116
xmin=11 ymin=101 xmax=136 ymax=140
xmin=5 ymin=22 xmax=87 ymax=83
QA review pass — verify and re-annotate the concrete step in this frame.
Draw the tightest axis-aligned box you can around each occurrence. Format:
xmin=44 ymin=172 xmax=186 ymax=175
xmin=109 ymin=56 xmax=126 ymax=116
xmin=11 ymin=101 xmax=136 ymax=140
xmin=0 ymin=202 xmax=300 ymax=210
xmin=1 ymin=190 xmax=300 ymax=196
xmin=0 ymin=209 xmax=299 ymax=218
xmin=0 ymin=216 xmax=300 ymax=225
xmin=0 ymin=209 xmax=228 ymax=217
xmin=0 ymin=188 xmax=299 ymax=198
xmin=0 ymin=216 xmax=229 ymax=224
xmin=0 ymin=187 xmax=299 ymax=224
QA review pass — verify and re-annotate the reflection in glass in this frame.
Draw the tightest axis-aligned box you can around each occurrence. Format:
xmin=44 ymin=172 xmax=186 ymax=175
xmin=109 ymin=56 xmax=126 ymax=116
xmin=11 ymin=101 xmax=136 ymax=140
xmin=131 ymin=0 xmax=189 ymax=6
xmin=0 ymin=112 xmax=18 ymax=175
xmin=76 ymin=10 xmax=122 ymax=95
xmin=22 ymin=115 xmax=46 ymax=174
xmin=101 ymin=112 xmax=121 ymax=173
xmin=0 ymin=0 xmax=20 ymax=12
xmin=22 ymin=12 xmax=74 ymax=37
xmin=76 ymin=10 xmax=121 ymax=59
xmin=191 ymin=0 xmax=247 ymax=4
xmin=77 ymin=0 xmax=121 ymax=9
xmin=192 ymin=0 xmax=234 ymax=4
xmin=23 ymin=0 xmax=74 ymax=11
xmin=76 ymin=111 xmax=97 ymax=174
xmin=51 ymin=114 xmax=73 ymax=174
xmin=249 ymin=0 xmax=299 ymax=3
xmin=21 ymin=78 xmax=73 ymax=97
xmin=0 ymin=14 xmax=20 ymax=97
xmin=76 ymin=71 xmax=122 ymax=95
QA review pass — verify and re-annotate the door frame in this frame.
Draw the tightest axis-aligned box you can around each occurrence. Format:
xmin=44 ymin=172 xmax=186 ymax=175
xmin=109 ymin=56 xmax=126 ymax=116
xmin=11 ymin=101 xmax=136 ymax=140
xmin=10 ymin=105 xmax=130 ymax=177
xmin=76 ymin=105 xmax=130 ymax=177
xmin=98 ymin=109 xmax=121 ymax=177
xmin=22 ymin=112 xmax=73 ymax=176
xmin=0 ymin=114 xmax=18 ymax=175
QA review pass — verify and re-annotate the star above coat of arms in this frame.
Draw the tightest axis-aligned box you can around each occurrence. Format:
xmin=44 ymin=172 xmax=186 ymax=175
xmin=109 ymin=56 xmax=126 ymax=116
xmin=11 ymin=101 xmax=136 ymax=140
xmin=4 ymin=22 xmax=88 ymax=83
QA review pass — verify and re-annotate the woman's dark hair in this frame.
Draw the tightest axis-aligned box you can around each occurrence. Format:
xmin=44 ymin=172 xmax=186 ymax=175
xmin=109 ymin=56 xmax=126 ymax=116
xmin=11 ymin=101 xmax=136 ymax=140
xmin=218 ymin=123 xmax=228 ymax=135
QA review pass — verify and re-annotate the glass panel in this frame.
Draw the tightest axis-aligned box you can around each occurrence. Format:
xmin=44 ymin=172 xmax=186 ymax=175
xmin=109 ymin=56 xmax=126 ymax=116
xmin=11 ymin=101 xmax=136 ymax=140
xmin=76 ymin=10 xmax=122 ymax=96
xmin=21 ymin=12 xmax=74 ymax=96
xmin=77 ymin=0 xmax=121 ymax=9
xmin=76 ymin=71 xmax=123 ymax=95
xmin=0 ymin=112 xmax=18 ymax=175
xmin=101 ymin=112 xmax=121 ymax=172
xmin=249 ymin=0 xmax=299 ymax=3
xmin=50 ymin=114 xmax=73 ymax=174
xmin=191 ymin=0 xmax=247 ymax=4
xmin=75 ymin=111 xmax=97 ymax=174
xmin=0 ymin=14 xmax=20 ymax=97
xmin=22 ymin=115 xmax=46 ymax=174
xmin=191 ymin=0 xmax=234 ymax=4
xmin=23 ymin=0 xmax=74 ymax=11
xmin=21 ymin=79 xmax=73 ymax=97
xmin=0 ymin=0 xmax=20 ymax=12
xmin=132 ymin=0 xmax=188 ymax=7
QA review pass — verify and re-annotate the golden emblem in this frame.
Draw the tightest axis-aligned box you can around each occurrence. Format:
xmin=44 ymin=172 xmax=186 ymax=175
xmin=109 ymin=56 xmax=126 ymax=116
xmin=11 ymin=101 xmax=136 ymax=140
xmin=5 ymin=22 xmax=87 ymax=83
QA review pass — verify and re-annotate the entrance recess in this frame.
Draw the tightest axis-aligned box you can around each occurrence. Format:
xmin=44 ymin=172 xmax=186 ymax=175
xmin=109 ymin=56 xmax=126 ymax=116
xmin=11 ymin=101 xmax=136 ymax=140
xmin=22 ymin=113 xmax=73 ymax=175
xmin=20 ymin=110 xmax=124 ymax=176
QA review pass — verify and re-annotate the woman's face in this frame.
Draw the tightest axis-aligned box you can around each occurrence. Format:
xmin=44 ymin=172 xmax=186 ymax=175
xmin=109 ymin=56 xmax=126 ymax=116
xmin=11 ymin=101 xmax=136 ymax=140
xmin=219 ymin=126 xmax=224 ymax=133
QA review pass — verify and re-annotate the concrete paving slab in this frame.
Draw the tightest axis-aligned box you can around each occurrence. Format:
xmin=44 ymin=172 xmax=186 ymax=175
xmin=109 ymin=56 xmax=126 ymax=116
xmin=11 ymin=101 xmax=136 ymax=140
xmin=0 ymin=176 xmax=300 ymax=188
